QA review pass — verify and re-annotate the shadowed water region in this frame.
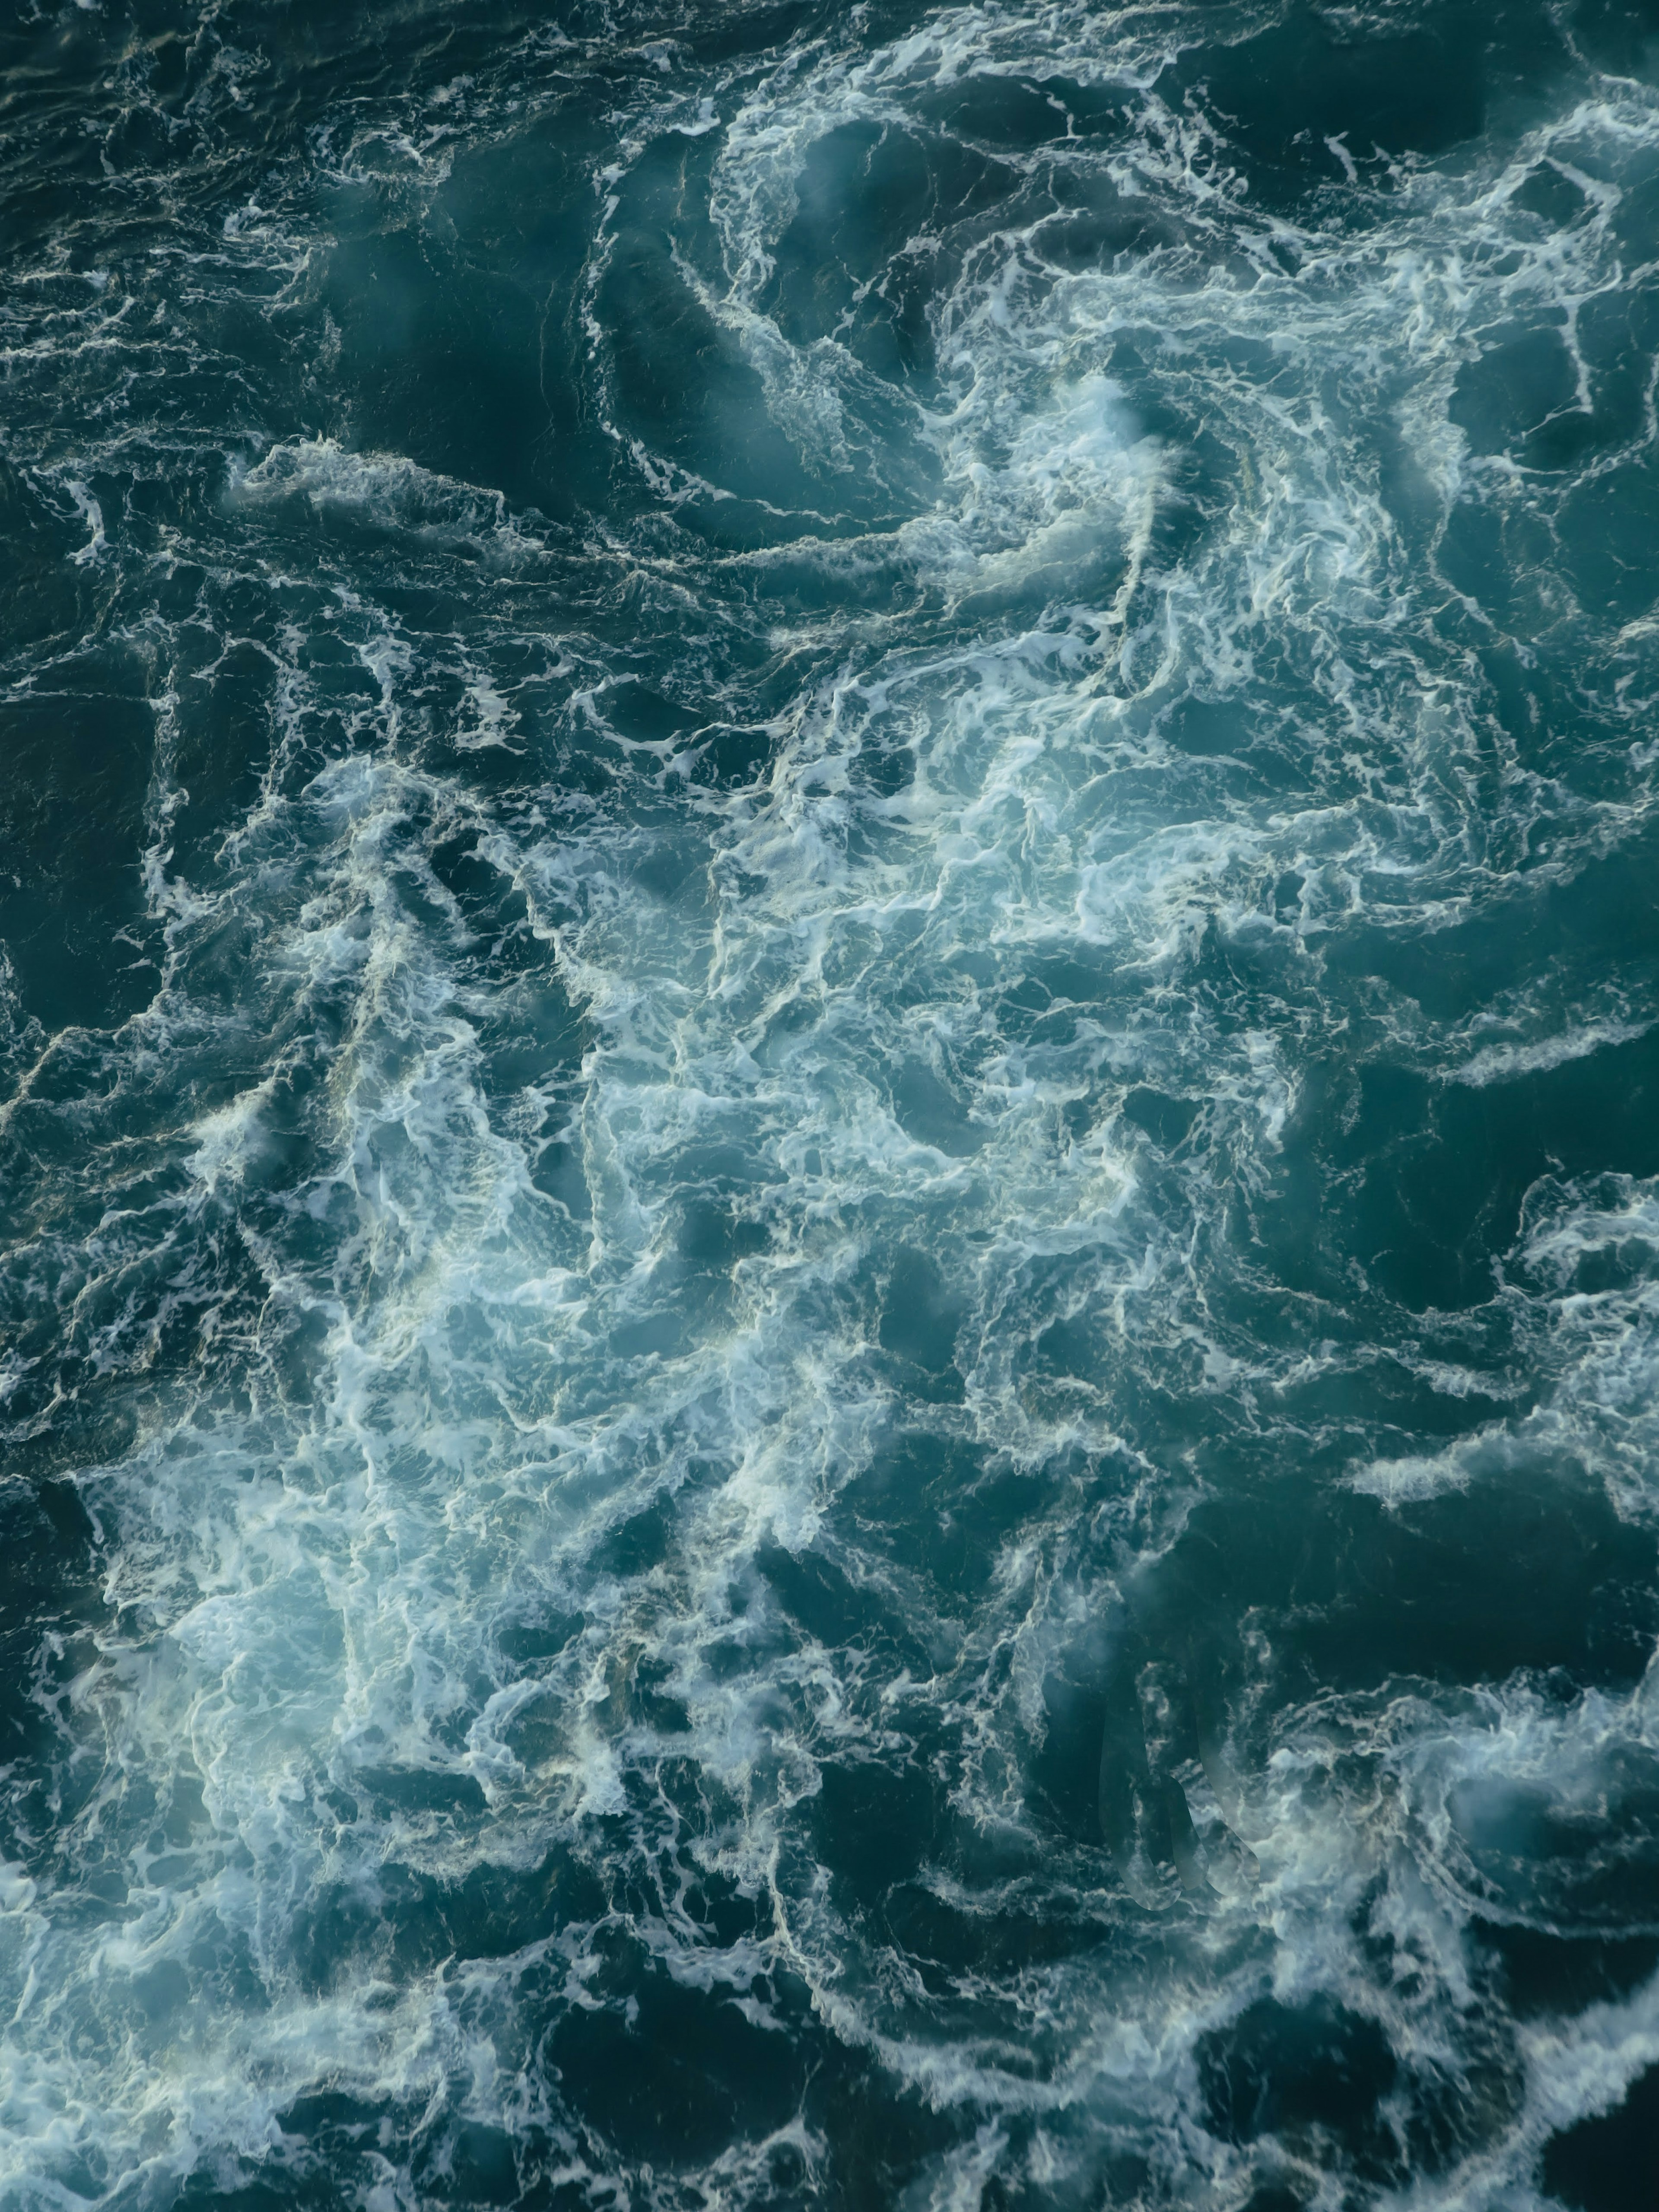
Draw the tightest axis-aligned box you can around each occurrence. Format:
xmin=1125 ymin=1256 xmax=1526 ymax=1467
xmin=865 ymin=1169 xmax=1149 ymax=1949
xmin=4 ymin=0 xmax=1659 ymax=2204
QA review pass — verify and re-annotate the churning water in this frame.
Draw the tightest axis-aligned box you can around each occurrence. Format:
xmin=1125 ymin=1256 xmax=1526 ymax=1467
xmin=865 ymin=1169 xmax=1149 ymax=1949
xmin=6 ymin=1 xmax=1659 ymax=2205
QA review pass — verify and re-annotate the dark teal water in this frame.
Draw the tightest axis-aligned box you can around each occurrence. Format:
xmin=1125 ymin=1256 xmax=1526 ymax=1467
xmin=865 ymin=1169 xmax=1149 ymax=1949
xmin=5 ymin=2 xmax=1659 ymax=2205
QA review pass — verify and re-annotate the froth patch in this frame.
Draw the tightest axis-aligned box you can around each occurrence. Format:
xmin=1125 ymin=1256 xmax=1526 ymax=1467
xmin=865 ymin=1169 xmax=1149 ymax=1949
xmin=228 ymin=440 xmax=547 ymax=563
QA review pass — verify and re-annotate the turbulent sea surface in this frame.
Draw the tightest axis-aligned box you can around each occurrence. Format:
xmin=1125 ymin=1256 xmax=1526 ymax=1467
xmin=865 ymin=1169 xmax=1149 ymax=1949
xmin=9 ymin=1 xmax=1659 ymax=2205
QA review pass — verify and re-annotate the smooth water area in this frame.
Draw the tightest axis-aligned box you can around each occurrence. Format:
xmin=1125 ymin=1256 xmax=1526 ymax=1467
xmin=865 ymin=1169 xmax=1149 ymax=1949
xmin=5 ymin=2 xmax=1659 ymax=2205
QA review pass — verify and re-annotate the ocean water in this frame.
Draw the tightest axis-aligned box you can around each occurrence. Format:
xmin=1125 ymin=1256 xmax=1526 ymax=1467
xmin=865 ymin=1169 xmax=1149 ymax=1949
xmin=5 ymin=0 xmax=1659 ymax=2205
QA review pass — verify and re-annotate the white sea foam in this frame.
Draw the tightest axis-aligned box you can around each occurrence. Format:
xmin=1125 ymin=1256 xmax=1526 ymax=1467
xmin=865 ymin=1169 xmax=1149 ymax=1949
xmin=5 ymin=1 xmax=1659 ymax=2205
